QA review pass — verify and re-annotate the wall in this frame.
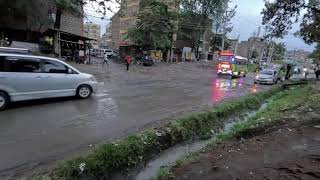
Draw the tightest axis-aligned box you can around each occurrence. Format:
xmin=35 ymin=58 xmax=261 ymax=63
xmin=110 ymin=13 xmax=121 ymax=50
xmin=60 ymin=11 xmax=84 ymax=36
xmin=237 ymin=37 xmax=265 ymax=60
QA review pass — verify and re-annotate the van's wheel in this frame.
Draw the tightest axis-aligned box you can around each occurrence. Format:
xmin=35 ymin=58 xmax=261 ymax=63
xmin=77 ymin=85 xmax=92 ymax=99
xmin=0 ymin=91 xmax=9 ymax=110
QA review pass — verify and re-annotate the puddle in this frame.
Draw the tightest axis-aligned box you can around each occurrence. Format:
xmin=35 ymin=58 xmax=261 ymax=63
xmin=113 ymin=103 xmax=268 ymax=180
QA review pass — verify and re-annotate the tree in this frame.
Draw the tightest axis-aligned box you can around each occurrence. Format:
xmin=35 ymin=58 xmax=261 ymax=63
xmin=126 ymin=0 xmax=174 ymax=50
xmin=212 ymin=5 xmax=236 ymax=51
xmin=251 ymin=49 xmax=259 ymax=59
xmin=272 ymin=42 xmax=286 ymax=60
xmin=262 ymin=0 xmax=320 ymax=44
xmin=210 ymin=33 xmax=230 ymax=52
xmin=309 ymin=43 xmax=320 ymax=63
xmin=180 ymin=0 xmax=230 ymax=59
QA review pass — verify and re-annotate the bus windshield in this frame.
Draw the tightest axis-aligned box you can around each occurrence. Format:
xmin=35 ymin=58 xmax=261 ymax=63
xmin=219 ymin=56 xmax=235 ymax=63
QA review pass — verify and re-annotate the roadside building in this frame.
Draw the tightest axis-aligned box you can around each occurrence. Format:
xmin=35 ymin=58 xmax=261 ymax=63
xmin=0 ymin=0 xmax=92 ymax=60
xmin=110 ymin=0 xmax=208 ymax=62
xmin=103 ymin=23 xmax=112 ymax=49
xmin=100 ymin=33 xmax=109 ymax=49
xmin=110 ymin=13 xmax=121 ymax=50
xmin=286 ymin=49 xmax=311 ymax=60
xmin=84 ymin=23 xmax=101 ymax=49
xmin=237 ymin=37 xmax=265 ymax=61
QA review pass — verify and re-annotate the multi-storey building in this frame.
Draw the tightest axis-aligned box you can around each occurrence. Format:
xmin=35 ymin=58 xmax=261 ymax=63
xmin=84 ymin=23 xmax=101 ymax=49
xmin=110 ymin=0 xmax=178 ymax=50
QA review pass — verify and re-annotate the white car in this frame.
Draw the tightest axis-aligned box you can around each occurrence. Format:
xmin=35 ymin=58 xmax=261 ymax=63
xmin=254 ymin=69 xmax=279 ymax=85
xmin=0 ymin=53 xmax=98 ymax=110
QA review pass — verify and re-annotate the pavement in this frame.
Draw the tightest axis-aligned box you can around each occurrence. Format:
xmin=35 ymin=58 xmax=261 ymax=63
xmin=0 ymin=58 xmax=270 ymax=179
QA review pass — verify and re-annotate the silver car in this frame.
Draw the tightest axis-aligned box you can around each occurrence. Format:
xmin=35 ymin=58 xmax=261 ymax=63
xmin=0 ymin=53 xmax=98 ymax=110
xmin=254 ymin=69 xmax=279 ymax=85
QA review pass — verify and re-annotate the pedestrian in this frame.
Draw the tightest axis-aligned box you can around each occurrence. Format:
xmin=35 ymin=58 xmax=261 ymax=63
xmin=74 ymin=49 xmax=80 ymax=64
xmin=315 ymin=64 xmax=320 ymax=80
xmin=125 ymin=54 xmax=132 ymax=71
xmin=103 ymin=53 xmax=110 ymax=68
xmin=285 ymin=64 xmax=292 ymax=80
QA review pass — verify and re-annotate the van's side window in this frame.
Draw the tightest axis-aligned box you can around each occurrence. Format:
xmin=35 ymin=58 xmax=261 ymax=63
xmin=0 ymin=56 xmax=4 ymax=71
xmin=2 ymin=57 xmax=41 ymax=73
xmin=42 ymin=60 xmax=67 ymax=73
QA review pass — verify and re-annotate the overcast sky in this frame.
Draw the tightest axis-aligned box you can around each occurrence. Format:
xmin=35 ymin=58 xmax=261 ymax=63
xmin=85 ymin=0 xmax=315 ymax=51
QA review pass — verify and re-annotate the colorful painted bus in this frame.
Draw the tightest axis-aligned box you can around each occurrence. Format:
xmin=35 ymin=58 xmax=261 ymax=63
xmin=217 ymin=51 xmax=248 ymax=78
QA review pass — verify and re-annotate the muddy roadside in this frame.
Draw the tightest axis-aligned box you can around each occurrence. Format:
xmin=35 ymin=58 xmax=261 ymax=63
xmin=168 ymin=85 xmax=320 ymax=180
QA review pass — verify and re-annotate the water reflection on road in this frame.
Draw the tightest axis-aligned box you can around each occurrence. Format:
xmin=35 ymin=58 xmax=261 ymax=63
xmin=211 ymin=77 xmax=259 ymax=103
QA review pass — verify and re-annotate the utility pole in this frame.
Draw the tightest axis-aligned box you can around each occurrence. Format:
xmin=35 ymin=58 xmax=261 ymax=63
xmin=256 ymin=26 xmax=261 ymax=38
xmin=234 ymin=34 xmax=240 ymax=55
xmin=221 ymin=10 xmax=229 ymax=51
xmin=259 ymin=26 xmax=270 ymax=65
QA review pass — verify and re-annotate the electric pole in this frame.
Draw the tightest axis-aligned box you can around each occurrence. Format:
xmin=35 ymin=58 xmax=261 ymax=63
xmin=234 ymin=34 xmax=240 ymax=55
xmin=221 ymin=11 xmax=228 ymax=51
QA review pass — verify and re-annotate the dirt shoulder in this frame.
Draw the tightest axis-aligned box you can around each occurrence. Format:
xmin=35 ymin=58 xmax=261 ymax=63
xmin=170 ymin=89 xmax=320 ymax=180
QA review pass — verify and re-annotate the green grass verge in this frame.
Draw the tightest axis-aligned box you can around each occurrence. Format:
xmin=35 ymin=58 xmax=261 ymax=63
xmin=247 ymin=64 xmax=259 ymax=73
xmin=152 ymin=85 xmax=317 ymax=180
xmin=49 ymin=87 xmax=281 ymax=179
xmin=175 ymin=153 xmax=200 ymax=167
xmin=210 ymin=85 xmax=318 ymax=148
xmin=149 ymin=167 xmax=171 ymax=180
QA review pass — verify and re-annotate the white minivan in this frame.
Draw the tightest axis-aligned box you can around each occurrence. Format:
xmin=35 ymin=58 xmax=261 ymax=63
xmin=0 ymin=53 xmax=98 ymax=110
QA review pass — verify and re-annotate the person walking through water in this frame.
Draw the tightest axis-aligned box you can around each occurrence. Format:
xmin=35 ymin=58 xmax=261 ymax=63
xmin=103 ymin=53 xmax=110 ymax=68
xmin=125 ymin=54 xmax=132 ymax=71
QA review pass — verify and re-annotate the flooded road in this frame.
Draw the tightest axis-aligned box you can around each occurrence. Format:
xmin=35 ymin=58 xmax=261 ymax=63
xmin=0 ymin=59 xmax=269 ymax=178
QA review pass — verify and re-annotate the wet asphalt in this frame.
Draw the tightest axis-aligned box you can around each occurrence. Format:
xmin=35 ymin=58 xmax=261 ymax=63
xmin=0 ymin=59 xmax=269 ymax=178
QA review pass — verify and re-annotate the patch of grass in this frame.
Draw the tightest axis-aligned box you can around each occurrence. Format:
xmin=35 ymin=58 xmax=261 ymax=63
xmin=50 ymin=87 xmax=282 ymax=179
xmin=247 ymin=63 xmax=259 ymax=73
xmin=150 ymin=166 xmax=171 ymax=180
xmin=175 ymin=153 xmax=200 ymax=167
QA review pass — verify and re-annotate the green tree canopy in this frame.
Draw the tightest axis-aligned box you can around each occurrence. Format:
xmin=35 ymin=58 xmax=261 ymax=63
xmin=309 ymin=43 xmax=320 ymax=63
xmin=262 ymin=0 xmax=320 ymax=44
xmin=126 ymin=0 xmax=175 ymax=50
xmin=0 ymin=0 xmax=82 ymax=31
xmin=251 ymin=49 xmax=259 ymax=59
xmin=273 ymin=42 xmax=286 ymax=60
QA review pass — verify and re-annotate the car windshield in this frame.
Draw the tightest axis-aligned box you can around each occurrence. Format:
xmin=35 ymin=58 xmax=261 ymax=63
xmin=261 ymin=70 xmax=273 ymax=75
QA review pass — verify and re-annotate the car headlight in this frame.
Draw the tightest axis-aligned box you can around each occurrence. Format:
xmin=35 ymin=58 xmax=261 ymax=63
xmin=90 ymin=76 xmax=97 ymax=82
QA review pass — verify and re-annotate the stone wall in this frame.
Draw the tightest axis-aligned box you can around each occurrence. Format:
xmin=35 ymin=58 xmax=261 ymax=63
xmin=60 ymin=11 xmax=84 ymax=36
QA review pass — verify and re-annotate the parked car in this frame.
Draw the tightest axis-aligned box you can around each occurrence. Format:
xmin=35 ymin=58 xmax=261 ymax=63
xmin=254 ymin=69 xmax=279 ymax=85
xmin=0 ymin=53 xmax=98 ymax=110
xmin=0 ymin=47 xmax=32 ymax=55
xmin=142 ymin=55 xmax=154 ymax=66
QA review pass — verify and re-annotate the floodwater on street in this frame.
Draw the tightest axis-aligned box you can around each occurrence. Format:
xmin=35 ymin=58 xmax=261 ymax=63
xmin=0 ymin=59 xmax=270 ymax=178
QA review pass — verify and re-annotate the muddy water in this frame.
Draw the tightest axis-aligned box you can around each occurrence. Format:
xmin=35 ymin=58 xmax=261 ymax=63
xmin=129 ymin=103 xmax=269 ymax=180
